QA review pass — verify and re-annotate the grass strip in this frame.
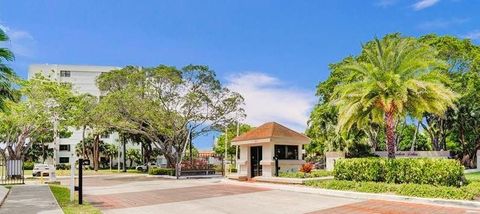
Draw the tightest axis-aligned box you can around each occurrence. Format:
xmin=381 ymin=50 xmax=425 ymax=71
xmin=49 ymin=185 xmax=101 ymax=214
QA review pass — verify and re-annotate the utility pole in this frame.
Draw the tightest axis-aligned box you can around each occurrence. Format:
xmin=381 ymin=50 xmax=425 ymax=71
xmin=235 ymin=121 xmax=240 ymax=168
xmin=117 ymin=139 xmax=121 ymax=172
xmin=123 ymin=136 xmax=127 ymax=172
xmin=224 ymin=126 xmax=228 ymax=176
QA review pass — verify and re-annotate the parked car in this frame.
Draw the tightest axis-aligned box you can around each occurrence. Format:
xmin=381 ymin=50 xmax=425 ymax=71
xmin=32 ymin=164 xmax=50 ymax=177
xmin=136 ymin=162 xmax=157 ymax=172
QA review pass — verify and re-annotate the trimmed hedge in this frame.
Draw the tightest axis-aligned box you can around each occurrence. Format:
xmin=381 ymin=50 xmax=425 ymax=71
xmin=148 ymin=167 xmax=175 ymax=176
xmin=334 ymin=158 xmax=464 ymax=186
xmin=305 ymin=180 xmax=480 ymax=200
xmin=23 ymin=161 xmax=34 ymax=170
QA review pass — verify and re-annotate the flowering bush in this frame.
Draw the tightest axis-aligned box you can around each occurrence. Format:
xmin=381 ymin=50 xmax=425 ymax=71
xmin=299 ymin=163 xmax=314 ymax=173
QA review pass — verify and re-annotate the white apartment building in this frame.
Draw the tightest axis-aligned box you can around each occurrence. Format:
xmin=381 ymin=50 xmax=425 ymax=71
xmin=28 ymin=64 xmax=122 ymax=165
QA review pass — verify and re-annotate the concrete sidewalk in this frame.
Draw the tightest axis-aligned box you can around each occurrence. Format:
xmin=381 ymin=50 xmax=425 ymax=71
xmin=0 ymin=185 xmax=62 ymax=214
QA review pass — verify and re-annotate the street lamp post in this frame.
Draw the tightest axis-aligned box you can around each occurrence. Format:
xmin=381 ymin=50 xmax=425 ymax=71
xmin=224 ymin=126 xmax=228 ymax=176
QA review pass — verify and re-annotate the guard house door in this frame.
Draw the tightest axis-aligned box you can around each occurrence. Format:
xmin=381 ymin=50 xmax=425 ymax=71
xmin=250 ymin=146 xmax=262 ymax=177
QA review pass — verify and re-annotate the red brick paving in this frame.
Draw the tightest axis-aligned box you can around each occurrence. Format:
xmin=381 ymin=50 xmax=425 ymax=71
xmin=86 ymin=184 xmax=271 ymax=210
xmin=308 ymin=200 xmax=479 ymax=214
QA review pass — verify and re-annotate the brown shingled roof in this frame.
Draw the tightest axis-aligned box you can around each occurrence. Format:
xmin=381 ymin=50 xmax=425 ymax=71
xmin=231 ymin=122 xmax=310 ymax=142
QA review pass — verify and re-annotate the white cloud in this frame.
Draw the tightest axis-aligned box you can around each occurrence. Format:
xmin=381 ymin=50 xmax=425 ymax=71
xmin=226 ymin=72 xmax=315 ymax=132
xmin=0 ymin=23 xmax=35 ymax=57
xmin=413 ymin=0 xmax=440 ymax=10
xmin=417 ymin=17 xmax=468 ymax=30
xmin=463 ymin=30 xmax=480 ymax=40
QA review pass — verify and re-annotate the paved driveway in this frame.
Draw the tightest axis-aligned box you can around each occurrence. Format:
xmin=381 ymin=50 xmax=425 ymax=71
xmin=58 ymin=175 xmax=480 ymax=214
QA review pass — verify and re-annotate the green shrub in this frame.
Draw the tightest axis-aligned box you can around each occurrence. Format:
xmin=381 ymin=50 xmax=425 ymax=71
xmin=334 ymin=158 xmax=464 ymax=186
xmin=305 ymin=180 xmax=480 ymax=200
xmin=148 ymin=167 xmax=175 ymax=176
xmin=23 ymin=161 xmax=34 ymax=170
xmin=56 ymin=163 xmax=71 ymax=170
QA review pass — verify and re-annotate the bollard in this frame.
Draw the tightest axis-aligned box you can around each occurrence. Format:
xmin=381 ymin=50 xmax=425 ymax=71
xmin=78 ymin=158 xmax=84 ymax=205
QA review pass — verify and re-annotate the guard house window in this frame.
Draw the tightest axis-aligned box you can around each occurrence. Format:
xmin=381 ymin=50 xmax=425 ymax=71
xmin=274 ymin=145 xmax=299 ymax=160
xmin=60 ymin=70 xmax=71 ymax=77
xmin=59 ymin=144 xmax=70 ymax=151
xmin=59 ymin=157 xmax=70 ymax=164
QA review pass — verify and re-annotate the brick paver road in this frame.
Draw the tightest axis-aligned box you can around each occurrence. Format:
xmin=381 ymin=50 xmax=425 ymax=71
xmin=58 ymin=175 xmax=480 ymax=214
xmin=309 ymin=199 xmax=478 ymax=214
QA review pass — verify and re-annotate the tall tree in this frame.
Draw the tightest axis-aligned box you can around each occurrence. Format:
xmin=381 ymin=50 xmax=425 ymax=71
xmin=0 ymin=75 xmax=78 ymax=160
xmin=0 ymin=28 xmax=16 ymax=111
xmin=95 ymin=65 xmax=244 ymax=172
xmin=419 ymin=35 xmax=480 ymax=167
xmin=332 ymin=34 xmax=457 ymax=158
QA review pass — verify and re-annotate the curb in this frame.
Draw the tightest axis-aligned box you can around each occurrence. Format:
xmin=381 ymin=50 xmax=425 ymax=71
xmin=46 ymin=184 xmax=64 ymax=214
xmin=146 ymin=175 xmax=224 ymax=179
xmin=0 ymin=185 xmax=9 ymax=207
xmin=222 ymin=179 xmax=480 ymax=210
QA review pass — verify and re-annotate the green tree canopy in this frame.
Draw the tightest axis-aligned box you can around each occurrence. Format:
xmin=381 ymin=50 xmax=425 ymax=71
xmin=95 ymin=65 xmax=244 ymax=168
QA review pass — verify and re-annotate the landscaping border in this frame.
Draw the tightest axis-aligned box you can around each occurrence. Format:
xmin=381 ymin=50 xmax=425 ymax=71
xmin=223 ymin=179 xmax=480 ymax=209
xmin=0 ymin=185 xmax=9 ymax=206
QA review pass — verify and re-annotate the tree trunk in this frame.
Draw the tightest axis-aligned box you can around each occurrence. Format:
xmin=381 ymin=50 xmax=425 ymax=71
xmin=410 ymin=121 xmax=420 ymax=152
xmin=82 ymin=125 xmax=86 ymax=158
xmin=93 ymin=135 xmax=100 ymax=171
xmin=385 ymin=111 xmax=396 ymax=159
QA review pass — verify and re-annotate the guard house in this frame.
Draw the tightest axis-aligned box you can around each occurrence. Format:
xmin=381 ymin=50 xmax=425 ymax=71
xmin=231 ymin=122 xmax=310 ymax=178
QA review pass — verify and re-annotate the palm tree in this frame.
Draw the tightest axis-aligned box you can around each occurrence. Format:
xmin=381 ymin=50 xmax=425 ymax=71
xmin=0 ymin=28 xmax=16 ymax=110
xmin=104 ymin=144 xmax=119 ymax=170
xmin=332 ymin=35 xmax=457 ymax=158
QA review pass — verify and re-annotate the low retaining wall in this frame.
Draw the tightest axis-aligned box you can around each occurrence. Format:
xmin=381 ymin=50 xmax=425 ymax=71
xmin=253 ymin=176 xmax=333 ymax=184
xmin=325 ymin=152 xmax=345 ymax=171
xmin=374 ymin=151 xmax=450 ymax=158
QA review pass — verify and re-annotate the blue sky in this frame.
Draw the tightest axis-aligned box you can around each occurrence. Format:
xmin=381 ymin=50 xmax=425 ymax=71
xmin=1 ymin=0 xmax=479 ymax=149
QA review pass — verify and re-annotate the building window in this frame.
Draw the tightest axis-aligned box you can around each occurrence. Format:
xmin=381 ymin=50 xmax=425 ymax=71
xmin=274 ymin=145 xmax=299 ymax=160
xmin=59 ymin=157 xmax=70 ymax=164
xmin=60 ymin=70 xmax=71 ymax=77
xmin=59 ymin=144 xmax=70 ymax=151
xmin=237 ymin=147 xmax=241 ymax=159
xmin=101 ymin=132 xmax=109 ymax=139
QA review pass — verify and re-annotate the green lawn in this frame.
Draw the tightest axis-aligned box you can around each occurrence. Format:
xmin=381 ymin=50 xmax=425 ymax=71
xmin=466 ymin=172 xmax=480 ymax=182
xmin=49 ymin=185 xmax=101 ymax=214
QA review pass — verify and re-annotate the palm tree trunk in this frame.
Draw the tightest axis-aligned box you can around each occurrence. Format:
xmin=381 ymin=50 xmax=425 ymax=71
xmin=385 ymin=111 xmax=396 ymax=158
xmin=410 ymin=121 xmax=420 ymax=152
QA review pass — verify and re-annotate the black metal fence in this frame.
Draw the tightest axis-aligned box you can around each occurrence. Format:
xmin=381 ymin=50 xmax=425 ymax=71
xmin=0 ymin=157 xmax=24 ymax=185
